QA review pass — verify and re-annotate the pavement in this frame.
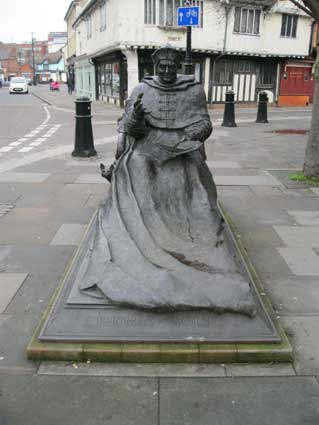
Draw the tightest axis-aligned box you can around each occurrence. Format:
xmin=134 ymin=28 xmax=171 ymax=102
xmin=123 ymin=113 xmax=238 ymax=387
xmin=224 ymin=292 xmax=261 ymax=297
xmin=0 ymin=84 xmax=319 ymax=424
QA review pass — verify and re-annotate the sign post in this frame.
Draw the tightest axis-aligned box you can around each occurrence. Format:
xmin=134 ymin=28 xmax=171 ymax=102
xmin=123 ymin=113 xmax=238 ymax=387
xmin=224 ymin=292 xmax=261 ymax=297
xmin=177 ymin=3 xmax=200 ymax=75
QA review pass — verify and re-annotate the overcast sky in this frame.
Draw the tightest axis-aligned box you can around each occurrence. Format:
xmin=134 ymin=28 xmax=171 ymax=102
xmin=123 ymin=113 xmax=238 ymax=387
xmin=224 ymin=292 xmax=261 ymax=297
xmin=0 ymin=0 xmax=69 ymax=43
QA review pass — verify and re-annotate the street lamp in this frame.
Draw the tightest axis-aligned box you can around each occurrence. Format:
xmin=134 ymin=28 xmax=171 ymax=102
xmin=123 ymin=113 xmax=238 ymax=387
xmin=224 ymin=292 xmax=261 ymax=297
xmin=31 ymin=33 xmax=37 ymax=86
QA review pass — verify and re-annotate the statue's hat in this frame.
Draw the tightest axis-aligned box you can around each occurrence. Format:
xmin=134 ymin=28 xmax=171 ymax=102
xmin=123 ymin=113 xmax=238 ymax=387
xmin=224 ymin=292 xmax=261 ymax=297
xmin=151 ymin=44 xmax=183 ymax=66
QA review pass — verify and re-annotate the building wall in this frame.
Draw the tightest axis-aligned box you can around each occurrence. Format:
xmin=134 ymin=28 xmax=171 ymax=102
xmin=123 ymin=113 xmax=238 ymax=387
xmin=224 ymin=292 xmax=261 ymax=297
xmin=75 ymin=0 xmax=121 ymax=57
xmin=68 ymin=0 xmax=314 ymax=105
xmin=226 ymin=3 xmax=312 ymax=56
xmin=117 ymin=0 xmax=225 ymax=51
xmin=66 ymin=5 xmax=78 ymax=59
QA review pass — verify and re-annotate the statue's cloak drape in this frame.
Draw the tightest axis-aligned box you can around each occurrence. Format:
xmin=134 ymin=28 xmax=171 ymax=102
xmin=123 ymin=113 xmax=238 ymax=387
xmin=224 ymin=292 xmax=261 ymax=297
xmin=77 ymin=75 xmax=256 ymax=316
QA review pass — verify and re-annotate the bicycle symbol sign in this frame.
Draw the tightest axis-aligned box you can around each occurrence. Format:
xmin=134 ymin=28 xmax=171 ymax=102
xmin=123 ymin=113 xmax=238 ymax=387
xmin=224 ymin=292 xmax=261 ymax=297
xmin=177 ymin=6 xmax=200 ymax=26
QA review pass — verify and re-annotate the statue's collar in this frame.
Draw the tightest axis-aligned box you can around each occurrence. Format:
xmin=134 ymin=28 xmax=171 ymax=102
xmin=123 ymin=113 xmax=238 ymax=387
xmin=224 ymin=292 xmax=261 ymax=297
xmin=142 ymin=75 xmax=197 ymax=91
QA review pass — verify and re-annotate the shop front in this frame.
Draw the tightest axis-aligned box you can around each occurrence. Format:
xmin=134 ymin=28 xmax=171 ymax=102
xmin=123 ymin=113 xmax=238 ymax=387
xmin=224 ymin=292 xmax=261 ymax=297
xmin=94 ymin=52 xmax=127 ymax=108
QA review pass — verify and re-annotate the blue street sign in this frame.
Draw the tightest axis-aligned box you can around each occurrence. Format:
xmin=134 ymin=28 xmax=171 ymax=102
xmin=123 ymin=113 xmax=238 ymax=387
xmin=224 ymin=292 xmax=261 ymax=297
xmin=177 ymin=6 xmax=200 ymax=27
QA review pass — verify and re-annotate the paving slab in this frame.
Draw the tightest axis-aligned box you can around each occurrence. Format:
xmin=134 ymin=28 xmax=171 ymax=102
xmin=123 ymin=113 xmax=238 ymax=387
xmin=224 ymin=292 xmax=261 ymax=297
xmin=74 ymin=174 xmax=106 ymax=184
xmin=226 ymin=363 xmax=296 ymax=377
xmin=49 ymin=223 xmax=87 ymax=245
xmin=0 ymin=313 xmax=40 ymax=369
xmin=214 ymin=175 xmax=280 ymax=186
xmin=282 ymin=316 xmax=319 ymax=375
xmin=0 ymin=221 xmax=58 ymax=245
xmin=278 ymin=247 xmax=319 ymax=276
xmin=0 ymin=273 xmax=28 ymax=313
xmin=288 ymin=210 xmax=319 ymax=226
xmin=273 ymin=226 xmax=319 ymax=248
xmin=0 ymin=172 xmax=50 ymax=183
xmin=160 ymin=377 xmax=319 ymax=425
xmin=0 ymin=375 xmax=157 ymax=425
xmin=38 ymin=361 xmax=226 ymax=377
xmin=0 ymin=245 xmax=74 ymax=275
xmin=202 ymin=161 xmax=241 ymax=169
xmin=261 ymin=277 xmax=319 ymax=314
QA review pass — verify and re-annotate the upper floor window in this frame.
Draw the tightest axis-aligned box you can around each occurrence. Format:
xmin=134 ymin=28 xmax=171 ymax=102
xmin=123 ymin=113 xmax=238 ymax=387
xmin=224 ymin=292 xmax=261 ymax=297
xmin=234 ymin=7 xmax=261 ymax=35
xmin=145 ymin=0 xmax=203 ymax=27
xmin=86 ymin=15 xmax=92 ymax=39
xmin=145 ymin=0 xmax=156 ymax=24
xmin=100 ymin=2 xmax=106 ymax=31
xmin=281 ymin=14 xmax=298 ymax=38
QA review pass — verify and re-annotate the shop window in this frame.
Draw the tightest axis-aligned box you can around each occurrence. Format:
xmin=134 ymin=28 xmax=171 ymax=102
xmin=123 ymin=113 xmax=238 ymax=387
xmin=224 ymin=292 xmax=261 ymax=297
xmin=97 ymin=62 xmax=121 ymax=98
xmin=158 ymin=0 xmax=203 ymax=28
xmin=214 ymin=60 xmax=233 ymax=84
xmin=233 ymin=60 xmax=256 ymax=74
xmin=234 ymin=7 xmax=260 ymax=35
xmin=259 ymin=62 xmax=276 ymax=85
xmin=100 ymin=2 xmax=107 ymax=31
xmin=281 ymin=14 xmax=298 ymax=38
xmin=144 ymin=0 xmax=156 ymax=24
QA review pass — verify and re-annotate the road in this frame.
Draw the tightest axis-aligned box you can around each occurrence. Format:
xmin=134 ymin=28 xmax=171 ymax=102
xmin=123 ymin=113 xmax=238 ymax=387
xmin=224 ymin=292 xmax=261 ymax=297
xmin=0 ymin=86 xmax=118 ymax=174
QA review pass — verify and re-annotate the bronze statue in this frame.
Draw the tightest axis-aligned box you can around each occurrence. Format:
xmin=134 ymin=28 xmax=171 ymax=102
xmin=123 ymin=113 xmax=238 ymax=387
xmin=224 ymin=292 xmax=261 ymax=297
xmin=78 ymin=45 xmax=256 ymax=316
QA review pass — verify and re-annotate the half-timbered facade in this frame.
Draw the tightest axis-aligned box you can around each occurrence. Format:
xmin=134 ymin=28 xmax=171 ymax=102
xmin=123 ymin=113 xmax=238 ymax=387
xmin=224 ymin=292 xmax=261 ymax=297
xmin=65 ymin=0 xmax=314 ymax=106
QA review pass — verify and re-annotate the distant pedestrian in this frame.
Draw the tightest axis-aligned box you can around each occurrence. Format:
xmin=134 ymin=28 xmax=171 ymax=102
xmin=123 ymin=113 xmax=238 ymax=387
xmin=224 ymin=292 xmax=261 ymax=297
xmin=67 ymin=77 xmax=73 ymax=95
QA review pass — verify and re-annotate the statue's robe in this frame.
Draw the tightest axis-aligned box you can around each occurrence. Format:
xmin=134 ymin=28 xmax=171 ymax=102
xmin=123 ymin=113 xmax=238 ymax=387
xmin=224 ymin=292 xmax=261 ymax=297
xmin=77 ymin=75 xmax=256 ymax=316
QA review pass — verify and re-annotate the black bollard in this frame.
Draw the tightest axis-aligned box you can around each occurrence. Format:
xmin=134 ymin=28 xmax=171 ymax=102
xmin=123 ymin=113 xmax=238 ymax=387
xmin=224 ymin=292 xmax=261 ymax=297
xmin=256 ymin=91 xmax=269 ymax=124
xmin=221 ymin=90 xmax=237 ymax=127
xmin=72 ymin=96 xmax=97 ymax=157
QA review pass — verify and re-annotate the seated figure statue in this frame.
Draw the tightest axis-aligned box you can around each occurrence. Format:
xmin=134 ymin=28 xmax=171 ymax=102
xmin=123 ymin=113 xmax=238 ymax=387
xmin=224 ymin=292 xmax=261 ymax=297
xmin=78 ymin=45 xmax=256 ymax=316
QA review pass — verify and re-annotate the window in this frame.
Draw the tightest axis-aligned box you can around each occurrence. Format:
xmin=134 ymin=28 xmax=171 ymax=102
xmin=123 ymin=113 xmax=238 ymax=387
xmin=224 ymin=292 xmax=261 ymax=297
xmin=259 ymin=62 xmax=276 ymax=85
xmin=100 ymin=2 xmax=106 ymax=31
xmin=281 ymin=14 xmax=298 ymax=38
xmin=86 ymin=15 xmax=92 ymax=39
xmin=234 ymin=7 xmax=260 ymax=35
xmin=158 ymin=0 xmax=203 ymax=28
xmin=145 ymin=0 xmax=156 ymax=24
xmin=97 ymin=61 xmax=121 ymax=98
xmin=214 ymin=60 xmax=233 ymax=84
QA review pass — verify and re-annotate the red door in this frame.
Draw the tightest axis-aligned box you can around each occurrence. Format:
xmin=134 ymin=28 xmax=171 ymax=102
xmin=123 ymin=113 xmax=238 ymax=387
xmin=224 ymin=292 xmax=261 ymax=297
xmin=280 ymin=66 xmax=314 ymax=103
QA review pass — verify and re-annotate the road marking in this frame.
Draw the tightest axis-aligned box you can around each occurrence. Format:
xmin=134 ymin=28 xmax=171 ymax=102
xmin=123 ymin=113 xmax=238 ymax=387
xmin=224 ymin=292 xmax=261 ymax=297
xmin=18 ymin=138 xmax=28 ymax=142
xmin=18 ymin=147 xmax=33 ymax=153
xmin=29 ymin=141 xmax=42 ymax=146
xmin=9 ymin=142 xmax=22 ymax=146
xmin=0 ymin=136 xmax=115 ymax=174
xmin=0 ymin=147 xmax=14 ymax=153
xmin=35 ymin=138 xmax=46 ymax=142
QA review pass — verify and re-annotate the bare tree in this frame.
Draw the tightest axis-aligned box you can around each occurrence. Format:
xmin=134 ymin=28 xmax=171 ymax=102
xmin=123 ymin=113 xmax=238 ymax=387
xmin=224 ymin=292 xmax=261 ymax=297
xmin=289 ymin=0 xmax=319 ymax=177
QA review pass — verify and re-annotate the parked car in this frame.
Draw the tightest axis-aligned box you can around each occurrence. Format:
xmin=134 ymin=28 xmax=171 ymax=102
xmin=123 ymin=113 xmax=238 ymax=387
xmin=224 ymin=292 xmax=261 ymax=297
xmin=50 ymin=81 xmax=60 ymax=91
xmin=9 ymin=77 xmax=29 ymax=94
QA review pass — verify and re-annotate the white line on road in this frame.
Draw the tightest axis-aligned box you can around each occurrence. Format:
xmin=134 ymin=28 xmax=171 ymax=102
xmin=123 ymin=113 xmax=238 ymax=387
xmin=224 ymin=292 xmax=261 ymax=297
xmin=0 ymin=136 xmax=116 ymax=174
xmin=18 ymin=147 xmax=33 ymax=153
xmin=0 ymin=147 xmax=14 ymax=153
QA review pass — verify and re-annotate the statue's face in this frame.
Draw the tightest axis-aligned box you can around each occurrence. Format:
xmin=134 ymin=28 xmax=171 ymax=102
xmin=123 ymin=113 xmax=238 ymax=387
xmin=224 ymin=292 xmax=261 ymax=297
xmin=157 ymin=60 xmax=177 ymax=84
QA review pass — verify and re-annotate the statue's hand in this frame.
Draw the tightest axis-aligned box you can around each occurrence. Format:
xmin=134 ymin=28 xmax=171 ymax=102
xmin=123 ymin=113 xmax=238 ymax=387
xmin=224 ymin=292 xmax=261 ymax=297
xmin=133 ymin=93 xmax=151 ymax=118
